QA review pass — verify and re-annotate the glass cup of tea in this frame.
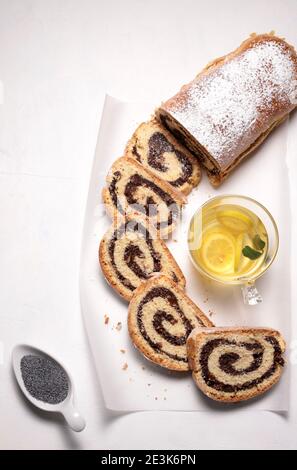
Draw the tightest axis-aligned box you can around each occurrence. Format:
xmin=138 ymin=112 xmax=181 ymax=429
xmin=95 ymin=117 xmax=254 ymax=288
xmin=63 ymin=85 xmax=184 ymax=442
xmin=187 ymin=195 xmax=279 ymax=305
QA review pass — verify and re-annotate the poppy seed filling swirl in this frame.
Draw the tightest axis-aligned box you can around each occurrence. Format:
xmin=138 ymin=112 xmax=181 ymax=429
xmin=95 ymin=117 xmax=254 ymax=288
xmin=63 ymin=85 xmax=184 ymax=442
xmin=108 ymin=172 xmax=180 ymax=229
xmin=200 ymin=336 xmax=285 ymax=393
xmin=108 ymin=222 xmax=162 ymax=292
xmin=137 ymin=287 xmax=205 ymax=363
xmin=147 ymin=132 xmax=193 ymax=188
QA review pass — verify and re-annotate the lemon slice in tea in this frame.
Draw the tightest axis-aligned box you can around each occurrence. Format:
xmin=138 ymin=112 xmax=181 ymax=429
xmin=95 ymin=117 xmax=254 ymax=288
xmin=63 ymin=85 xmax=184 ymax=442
xmin=217 ymin=208 xmax=252 ymax=233
xmin=201 ymin=231 xmax=235 ymax=274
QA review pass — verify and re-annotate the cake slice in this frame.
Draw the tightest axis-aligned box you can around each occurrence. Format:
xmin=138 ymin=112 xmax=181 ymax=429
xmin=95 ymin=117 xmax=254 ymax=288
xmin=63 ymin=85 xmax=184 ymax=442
xmin=128 ymin=275 xmax=214 ymax=371
xmin=187 ymin=327 xmax=286 ymax=402
xmin=103 ymin=157 xmax=186 ymax=238
xmin=125 ymin=119 xmax=201 ymax=195
xmin=157 ymin=34 xmax=297 ymax=186
xmin=99 ymin=219 xmax=186 ymax=301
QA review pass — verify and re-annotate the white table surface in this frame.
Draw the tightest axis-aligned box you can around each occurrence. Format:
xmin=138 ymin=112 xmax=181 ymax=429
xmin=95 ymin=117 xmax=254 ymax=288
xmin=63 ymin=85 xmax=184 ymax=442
xmin=1 ymin=0 xmax=297 ymax=450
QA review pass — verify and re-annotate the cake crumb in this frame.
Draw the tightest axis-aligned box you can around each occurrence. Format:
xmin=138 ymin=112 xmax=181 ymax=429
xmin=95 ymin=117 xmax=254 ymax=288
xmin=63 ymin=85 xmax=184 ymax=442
xmin=147 ymin=383 xmax=151 ymax=387
xmin=115 ymin=322 xmax=122 ymax=331
xmin=155 ymin=397 xmax=158 ymax=400
xmin=122 ymin=363 xmax=128 ymax=371
xmin=104 ymin=315 xmax=109 ymax=325
xmin=120 ymin=349 xmax=126 ymax=354
xmin=163 ymin=397 xmax=167 ymax=401
xmin=141 ymin=365 xmax=146 ymax=370
xmin=208 ymin=309 xmax=215 ymax=317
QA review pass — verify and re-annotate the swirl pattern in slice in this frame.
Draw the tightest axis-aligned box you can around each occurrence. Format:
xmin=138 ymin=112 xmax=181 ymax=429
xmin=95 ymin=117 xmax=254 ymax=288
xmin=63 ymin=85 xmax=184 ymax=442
xmin=125 ymin=120 xmax=201 ymax=195
xmin=187 ymin=327 xmax=286 ymax=402
xmin=102 ymin=157 xmax=186 ymax=238
xmin=128 ymin=275 xmax=214 ymax=371
xmin=99 ymin=220 xmax=185 ymax=301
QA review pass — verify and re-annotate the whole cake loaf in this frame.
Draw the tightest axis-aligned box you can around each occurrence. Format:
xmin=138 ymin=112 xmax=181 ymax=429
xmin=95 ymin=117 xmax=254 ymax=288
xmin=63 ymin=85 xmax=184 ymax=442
xmin=157 ymin=34 xmax=297 ymax=186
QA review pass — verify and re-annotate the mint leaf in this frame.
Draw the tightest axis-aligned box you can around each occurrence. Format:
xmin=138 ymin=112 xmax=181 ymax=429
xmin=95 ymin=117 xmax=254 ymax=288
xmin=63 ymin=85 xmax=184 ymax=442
xmin=253 ymin=234 xmax=266 ymax=251
xmin=242 ymin=245 xmax=263 ymax=260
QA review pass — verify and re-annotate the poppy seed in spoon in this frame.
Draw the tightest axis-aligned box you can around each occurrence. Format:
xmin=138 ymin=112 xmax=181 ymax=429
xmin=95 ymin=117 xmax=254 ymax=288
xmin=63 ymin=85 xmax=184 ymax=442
xmin=20 ymin=355 xmax=69 ymax=405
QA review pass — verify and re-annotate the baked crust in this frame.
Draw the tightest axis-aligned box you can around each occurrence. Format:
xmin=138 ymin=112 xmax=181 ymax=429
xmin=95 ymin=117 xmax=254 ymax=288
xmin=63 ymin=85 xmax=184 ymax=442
xmin=128 ymin=275 xmax=214 ymax=371
xmin=102 ymin=157 xmax=187 ymax=238
xmin=187 ymin=326 xmax=286 ymax=402
xmin=207 ymin=115 xmax=287 ymax=186
xmin=157 ymin=33 xmax=297 ymax=186
xmin=125 ymin=119 xmax=201 ymax=195
xmin=99 ymin=219 xmax=186 ymax=301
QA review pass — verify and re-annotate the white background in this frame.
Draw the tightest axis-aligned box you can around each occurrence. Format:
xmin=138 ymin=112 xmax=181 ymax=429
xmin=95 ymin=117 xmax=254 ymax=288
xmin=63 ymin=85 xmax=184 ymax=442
xmin=0 ymin=0 xmax=297 ymax=450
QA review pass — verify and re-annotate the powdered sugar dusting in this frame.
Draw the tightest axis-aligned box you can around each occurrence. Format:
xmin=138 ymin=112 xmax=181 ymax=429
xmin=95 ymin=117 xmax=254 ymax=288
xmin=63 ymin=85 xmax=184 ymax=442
xmin=168 ymin=39 xmax=297 ymax=170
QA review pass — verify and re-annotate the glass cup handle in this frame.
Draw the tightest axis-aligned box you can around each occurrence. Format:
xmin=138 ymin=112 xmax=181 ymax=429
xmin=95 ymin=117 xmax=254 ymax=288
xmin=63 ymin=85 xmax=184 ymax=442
xmin=241 ymin=282 xmax=263 ymax=305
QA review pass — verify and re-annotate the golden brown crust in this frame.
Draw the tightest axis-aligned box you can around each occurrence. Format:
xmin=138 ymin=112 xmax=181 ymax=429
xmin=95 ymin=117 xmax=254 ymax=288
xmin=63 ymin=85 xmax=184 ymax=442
xmin=207 ymin=115 xmax=288 ymax=186
xmin=192 ymin=368 xmax=284 ymax=403
xmin=99 ymin=221 xmax=186 ymax=302
xmin=125 ymin=119 xmax=201 ymax=195
xmin=128 ymin=275 xmax=214 ymax=371
xmin=103 ymin=157 xmax=187 ymax=238
xmin=199 ymin=33 xmax=297 ymax=78
xmin=187 ymin=327 xmax=286 ymax=403
xmin=157 ymin=33 xmax=297 ymax=186
xmin=99 ymin=226 xmax=131 ymax=301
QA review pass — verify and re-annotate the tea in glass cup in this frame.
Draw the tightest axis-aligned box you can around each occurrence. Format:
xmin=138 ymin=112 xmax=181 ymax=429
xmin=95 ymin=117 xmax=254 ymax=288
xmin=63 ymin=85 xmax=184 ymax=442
xmin=188 ymin=195 xmax=279 ymax=305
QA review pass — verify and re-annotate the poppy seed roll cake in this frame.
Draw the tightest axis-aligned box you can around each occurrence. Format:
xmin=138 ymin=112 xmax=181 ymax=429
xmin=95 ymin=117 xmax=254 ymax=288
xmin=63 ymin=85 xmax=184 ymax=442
xmin=187 ymin=327 xmax=286 ymax=402
xmin=157 ymin=34 xmax=297 ymax=186
xmin=125 ymin=119 xmax=201 ymax=195
xmin=128 ymin=275 xmax=214 ymax=371
xmin=99 ymin=219 xmax=186 ymax=301
xmin=102 ymin=157 xmax=186 ymax=238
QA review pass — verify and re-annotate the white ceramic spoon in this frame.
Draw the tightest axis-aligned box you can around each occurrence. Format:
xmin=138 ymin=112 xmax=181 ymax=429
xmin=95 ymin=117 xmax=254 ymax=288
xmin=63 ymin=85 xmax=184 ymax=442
xmin=12 ymin=344 xmax=86 ymax=432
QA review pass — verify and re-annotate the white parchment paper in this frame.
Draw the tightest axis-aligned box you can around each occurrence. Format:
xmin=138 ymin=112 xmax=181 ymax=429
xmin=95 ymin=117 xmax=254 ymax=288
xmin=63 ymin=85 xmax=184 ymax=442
xmin=80 ymin=95 xmax=291 ymax=411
